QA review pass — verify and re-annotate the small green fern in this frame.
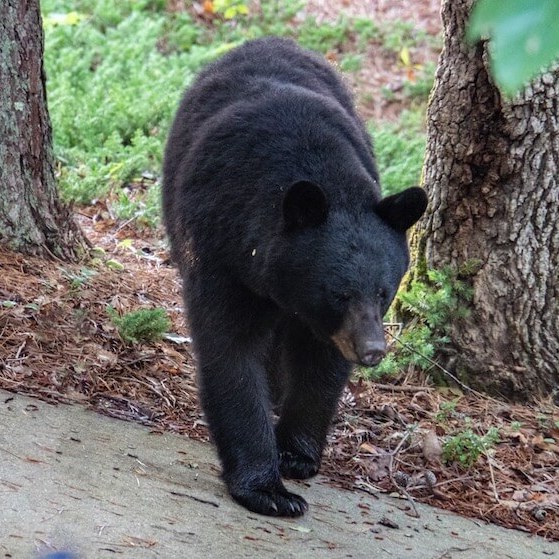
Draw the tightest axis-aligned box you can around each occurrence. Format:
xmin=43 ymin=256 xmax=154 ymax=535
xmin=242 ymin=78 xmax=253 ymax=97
xmin=442 ymin=427 xmax=500 ymax=468
xmin=362 ymin=266 xmax=474 ymax=380
xmin=108 ymin=307 xmax=170 ymax=344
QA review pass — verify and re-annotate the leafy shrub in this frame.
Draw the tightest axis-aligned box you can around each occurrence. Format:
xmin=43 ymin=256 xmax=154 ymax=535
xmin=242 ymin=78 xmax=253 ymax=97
xmin=42 ymin=0 xmax=428 ymax=225
xmin=371 ymin=112 xmax=426 ymax=196
xmin=442 ymin=427 xmax=500 ymax=468
xmin=381 ymin=21 xmax=423 ymax=53
xmin=399 ymin=268 xmax=473 ymax=332
xmin=434 ymin=400 xmax=458 ymax=423
xmin=213 ymin=0 xmax=250 ymax=20
xmin=108 ymin=307 xmax=170 ymax=344
xmin=364 ymin=267 xmax=473 ymax=379
xmin=43 ymin=1 xmax=200 ymax=213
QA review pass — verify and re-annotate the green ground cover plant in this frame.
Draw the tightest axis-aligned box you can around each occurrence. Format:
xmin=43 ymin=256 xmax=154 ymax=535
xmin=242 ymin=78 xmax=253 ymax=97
xmin=42 ymin=0 xmax=429 ymax=224
xmin=363 ymin=267 xmax=474 ymax=380
xmin=108 ymin=306 xmax=171 ymax=344
xmin=442 ymin=425 xmax=500 ymax=468
xmin=370 ymin=111 xmax=426 ymax=196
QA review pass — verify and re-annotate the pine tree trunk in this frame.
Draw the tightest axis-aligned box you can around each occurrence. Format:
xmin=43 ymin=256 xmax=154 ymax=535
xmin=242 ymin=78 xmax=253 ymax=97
xmin=0 ymin=0 xmax=87 ymax=260
xmin=415 ymin=0 xmax=559 ymax=400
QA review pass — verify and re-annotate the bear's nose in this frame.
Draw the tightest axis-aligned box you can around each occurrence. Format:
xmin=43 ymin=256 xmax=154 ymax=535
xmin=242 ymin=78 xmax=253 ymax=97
xmin=359 ymin=341 xmax=386 ymax=367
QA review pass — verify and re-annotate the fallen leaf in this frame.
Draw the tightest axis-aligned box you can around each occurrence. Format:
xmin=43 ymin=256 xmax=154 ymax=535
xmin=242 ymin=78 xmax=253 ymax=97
xmin=289 ymin=525 xmax=311 ymax=533
xmin=423 ymin=430 xmax=442 ymax=464
xmin=400 ymin=46 xmax=411 ymax=67
xmin=203 ymin=0 xmax=214 ymax=14
xmin=532 ymin=434 xmax=559 ymax=453
xmin=359 ymin=442 xmax=379 ymax=454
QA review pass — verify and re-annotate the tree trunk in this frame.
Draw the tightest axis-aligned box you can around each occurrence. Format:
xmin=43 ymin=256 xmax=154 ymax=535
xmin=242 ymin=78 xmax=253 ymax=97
xmin=0 ymin=0 xmax=87 ymax=260
xmin=416 ymin=0 xmax=559 ymax=400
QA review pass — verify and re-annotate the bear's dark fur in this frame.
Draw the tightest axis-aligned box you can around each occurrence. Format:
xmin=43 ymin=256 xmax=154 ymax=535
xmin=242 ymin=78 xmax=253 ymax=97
xmin=163 ymin=37 xmax=427 ymax=517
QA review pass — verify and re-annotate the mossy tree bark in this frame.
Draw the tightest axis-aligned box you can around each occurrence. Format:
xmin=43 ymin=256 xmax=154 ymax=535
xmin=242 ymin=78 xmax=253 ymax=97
xmin=414 ymin=0 xmax=559 ymax=400
xmin=0 ymin=0 xmax=87 ymax=260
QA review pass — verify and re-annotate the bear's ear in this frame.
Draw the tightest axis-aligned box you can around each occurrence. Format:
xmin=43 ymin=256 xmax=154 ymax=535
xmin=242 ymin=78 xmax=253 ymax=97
xmin=283 ymin=180 xmax=329 ymax=230
xmin=375 ymin=186 xmax=428 ymax=232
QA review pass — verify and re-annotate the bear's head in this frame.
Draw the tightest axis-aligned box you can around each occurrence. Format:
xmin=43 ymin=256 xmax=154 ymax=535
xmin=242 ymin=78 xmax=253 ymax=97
xmin=273 ymin=180 xmax=428 ymax=367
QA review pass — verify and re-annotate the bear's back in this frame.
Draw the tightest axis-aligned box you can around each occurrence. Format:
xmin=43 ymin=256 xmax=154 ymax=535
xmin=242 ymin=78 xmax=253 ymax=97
xmin=163 ymin=38 xmax=380 ymax=267
xmin=164 ymin=37 xmax=375 ymax=196
xmin=172 ymin=37 xmax=359 ymax=145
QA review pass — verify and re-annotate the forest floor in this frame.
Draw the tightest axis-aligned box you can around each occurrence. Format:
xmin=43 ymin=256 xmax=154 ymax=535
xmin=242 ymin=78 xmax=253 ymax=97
xmin=1 ymin=0 xmax=558 ymax=544
xmin=300 ymin=0 xmax=442 ymax=121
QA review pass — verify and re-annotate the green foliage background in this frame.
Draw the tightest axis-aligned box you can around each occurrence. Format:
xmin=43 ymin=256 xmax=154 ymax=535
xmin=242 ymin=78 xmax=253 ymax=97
xmin=468 ymin=0 xmax=559 ymax=95
xmin=39 ymin=0 xmax=559 ymax=377
xmin=41 ymin=0 xmax=437 ymax=376
xmin=41 ymin=0 xmax=429 ymax=224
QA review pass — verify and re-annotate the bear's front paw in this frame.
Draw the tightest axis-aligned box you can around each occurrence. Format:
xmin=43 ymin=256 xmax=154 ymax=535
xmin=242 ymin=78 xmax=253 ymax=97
xmin=230 ymin=484 xmax=308 ymax=517
xmin=279 ymin=450 xmax=320 ymax=480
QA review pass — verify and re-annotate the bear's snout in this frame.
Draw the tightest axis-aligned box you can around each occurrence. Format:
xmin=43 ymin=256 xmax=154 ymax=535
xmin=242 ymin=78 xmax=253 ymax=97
xmin=356 ymin=340 xmax=386 ymax=367
xmin=330 ymin=302 xmax=387 ymax=366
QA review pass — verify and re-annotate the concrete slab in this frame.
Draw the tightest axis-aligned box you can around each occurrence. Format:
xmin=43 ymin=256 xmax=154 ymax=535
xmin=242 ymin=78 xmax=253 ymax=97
xmin=0 ymin=390 xmax=556 ymax=558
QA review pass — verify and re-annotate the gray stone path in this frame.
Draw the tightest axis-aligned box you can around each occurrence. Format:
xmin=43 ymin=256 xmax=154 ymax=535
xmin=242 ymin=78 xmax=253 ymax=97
xmin=1 ymin=390 xmax=556 ymax=558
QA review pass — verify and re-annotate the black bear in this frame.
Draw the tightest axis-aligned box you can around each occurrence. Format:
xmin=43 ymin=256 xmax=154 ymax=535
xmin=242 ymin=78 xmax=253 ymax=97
xmin=163 ymin=37 xmax=427 ymax=517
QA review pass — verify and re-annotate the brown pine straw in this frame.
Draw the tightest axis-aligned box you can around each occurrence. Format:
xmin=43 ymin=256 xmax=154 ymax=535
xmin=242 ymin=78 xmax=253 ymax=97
xmin=0 ymin=215 xmax=557 ymax=540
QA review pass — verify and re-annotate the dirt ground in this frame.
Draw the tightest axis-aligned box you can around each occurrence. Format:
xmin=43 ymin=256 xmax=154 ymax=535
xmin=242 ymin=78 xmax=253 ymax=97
xmin=1 ymin=217 xmax=557 ymax=541
xmin=301 ymin=0 xmax=442 ymax=120
xmin=1 ymin=0 xmax=558 ymax=544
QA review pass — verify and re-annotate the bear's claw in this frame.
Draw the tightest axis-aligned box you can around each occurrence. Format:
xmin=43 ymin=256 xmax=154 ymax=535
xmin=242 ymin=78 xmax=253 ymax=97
xmin=279 ymin=450 xmax=320 ymax=480
xmin=230 ymin=485 xmax=308 ymax=517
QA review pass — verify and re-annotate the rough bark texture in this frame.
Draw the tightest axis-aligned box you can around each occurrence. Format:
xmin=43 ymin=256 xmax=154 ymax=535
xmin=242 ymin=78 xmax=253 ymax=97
xmin=415 ymin=0 xmax=559 ymax=400
xmin=0 ymin=0 xmax=87 ymax=260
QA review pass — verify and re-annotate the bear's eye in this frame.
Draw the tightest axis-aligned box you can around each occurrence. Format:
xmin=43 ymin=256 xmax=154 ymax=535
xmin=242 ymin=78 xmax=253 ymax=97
xmin=334 ymin=292 xmax=351 ymax=304
xmin=378 ymin=288 xmax=388 ymax=302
